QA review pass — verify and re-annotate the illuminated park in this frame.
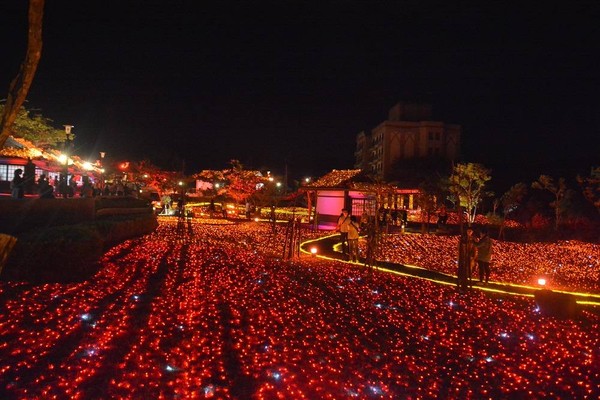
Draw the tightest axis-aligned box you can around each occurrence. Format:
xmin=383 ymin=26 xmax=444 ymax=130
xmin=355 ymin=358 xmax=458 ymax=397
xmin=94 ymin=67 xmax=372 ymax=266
xmin=1 ymin=218 xmax=599 ymax=399
xmin=1 ymin=4 xmax=600 ymax=399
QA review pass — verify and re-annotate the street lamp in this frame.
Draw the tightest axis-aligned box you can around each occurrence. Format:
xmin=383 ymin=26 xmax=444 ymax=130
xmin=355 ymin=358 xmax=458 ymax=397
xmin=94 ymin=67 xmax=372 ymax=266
xmin=61 ymin=125 xmax=74 ymax=197
xmin=99 ymin=151 xmax=106 ymax=193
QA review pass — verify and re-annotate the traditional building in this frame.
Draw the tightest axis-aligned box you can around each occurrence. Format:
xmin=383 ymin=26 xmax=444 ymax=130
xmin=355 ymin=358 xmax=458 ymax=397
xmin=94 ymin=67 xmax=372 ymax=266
xmin=354 ymin=102 xmax=461 ymax=181
xmin=302 ymin=169 xmax=419 ymax=229
xmin=0 ymin=136 xmax=102 ymax=195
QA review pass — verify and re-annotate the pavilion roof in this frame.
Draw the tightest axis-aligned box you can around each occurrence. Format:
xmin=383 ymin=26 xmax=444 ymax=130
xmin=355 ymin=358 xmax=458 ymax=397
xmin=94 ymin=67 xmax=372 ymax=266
xmin=305 ymin=169 xmax=374 ymax=189
xmin=304 ymin=169 xmax=420 ymax=193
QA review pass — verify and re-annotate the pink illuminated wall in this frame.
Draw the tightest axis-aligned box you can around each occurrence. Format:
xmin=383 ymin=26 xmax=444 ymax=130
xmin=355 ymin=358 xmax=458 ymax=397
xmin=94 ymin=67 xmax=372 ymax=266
xmin=315 ymin=190 xmax=345 ymax=226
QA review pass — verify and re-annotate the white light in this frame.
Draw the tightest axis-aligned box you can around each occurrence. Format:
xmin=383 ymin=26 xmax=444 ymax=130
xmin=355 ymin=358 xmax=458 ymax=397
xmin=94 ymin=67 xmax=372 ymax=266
xmin=537 ymin=278 xmax=547 ymax=286
xmin=270 ymin=371 xmax=281 ymax=381
xmin=203 ymin=385 xmax=215 ymax=396
xmin=310 ymin=247 xmax=318 ymax=256
xmin=80 ymin=313 xmax=93 ymax=321
xmin=164 ymin=364 xmax=178 ymax=372
xmin=369 ymin=385 xmax=383 ymax=395
xmin=58 ymin=154 xmax=68 ymax=164
xmin=83 ymin=161 xmax=93 ymax=170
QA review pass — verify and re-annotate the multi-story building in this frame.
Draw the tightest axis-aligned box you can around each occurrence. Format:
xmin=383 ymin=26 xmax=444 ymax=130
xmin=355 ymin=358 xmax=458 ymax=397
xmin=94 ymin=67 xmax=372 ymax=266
xmin=354 ymin=102 xmax=461 ymax=181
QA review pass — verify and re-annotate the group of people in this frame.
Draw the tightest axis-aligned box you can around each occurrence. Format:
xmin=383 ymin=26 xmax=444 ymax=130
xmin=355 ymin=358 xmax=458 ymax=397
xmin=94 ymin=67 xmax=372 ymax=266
xmin=335 ymin=205 xmax=493 ymax=289
xmin=457 ymin=226 xmax=493 ymax=291
xmin=336 ymin=208 xmax=361 ymax=262
xmin=9 ymin=168 xmax=104 ymax=199
xmin=377 ymin=206 xmax=409 ymax=228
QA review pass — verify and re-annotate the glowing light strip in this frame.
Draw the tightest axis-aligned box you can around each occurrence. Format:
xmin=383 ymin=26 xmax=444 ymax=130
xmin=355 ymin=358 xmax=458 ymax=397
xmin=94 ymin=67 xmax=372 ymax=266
xmin=301 ymin=237 xmax=600 ymax=306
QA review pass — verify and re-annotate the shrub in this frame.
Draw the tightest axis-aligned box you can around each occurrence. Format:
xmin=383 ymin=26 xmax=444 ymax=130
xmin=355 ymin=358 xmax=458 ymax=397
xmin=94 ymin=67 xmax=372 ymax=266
xmin=96 ymin=214 xmax=158 ymax=246
xmin=5 ymin=224 xmax=104 ymax=282
xmin=2 ymin=214 xmax=158 ymax=282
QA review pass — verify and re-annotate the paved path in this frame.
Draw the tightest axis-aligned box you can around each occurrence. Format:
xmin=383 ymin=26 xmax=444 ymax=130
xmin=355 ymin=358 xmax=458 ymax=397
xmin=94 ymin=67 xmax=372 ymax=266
xmin=300 ymin=234 xmax=600 ymax=308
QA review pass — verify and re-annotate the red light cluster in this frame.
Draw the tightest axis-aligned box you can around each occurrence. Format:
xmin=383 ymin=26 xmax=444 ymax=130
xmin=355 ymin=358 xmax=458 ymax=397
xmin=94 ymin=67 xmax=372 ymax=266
xmin=375 ymin=235 xmax=600 ymax=292
xmin=1 ymin=220 xmax=599 ymax=398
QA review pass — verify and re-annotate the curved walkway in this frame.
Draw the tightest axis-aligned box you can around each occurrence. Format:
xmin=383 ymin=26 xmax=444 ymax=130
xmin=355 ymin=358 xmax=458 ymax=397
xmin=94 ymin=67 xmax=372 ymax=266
xmin=300 ymin=234 xmax=600 ymax=308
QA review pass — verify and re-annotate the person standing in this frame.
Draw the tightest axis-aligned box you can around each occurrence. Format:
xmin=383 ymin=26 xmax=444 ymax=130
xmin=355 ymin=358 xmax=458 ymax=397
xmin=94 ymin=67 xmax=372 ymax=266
xmin=347 ymin=215 xmax=361 ymax=262
xmin=475 ymin=228 xmax=492 ymax=284
xmin=37 ymin=174 xmax=54 ymax=198
xmin=10 ymin=169 xmax=25 ymax=198
xmin=336 ymin=208 xmax=351 ymax=255
xmin=437 ymin=205 xmax=448 ymax=226
xmin=23 ymin=158 xmax=36 ymax=195
xmin=80 ymin=176 xmax=94 ymax=198
xmin=457 ymin=227 xmax=476 ymax=291
xmin=68 ymin=176 xmax=77 ymax=197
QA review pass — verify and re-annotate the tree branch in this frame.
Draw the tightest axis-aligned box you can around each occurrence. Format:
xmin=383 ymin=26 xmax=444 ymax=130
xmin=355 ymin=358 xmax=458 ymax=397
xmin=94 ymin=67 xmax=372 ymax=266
xmin=0 ymin=0 xmax=45 ymax=149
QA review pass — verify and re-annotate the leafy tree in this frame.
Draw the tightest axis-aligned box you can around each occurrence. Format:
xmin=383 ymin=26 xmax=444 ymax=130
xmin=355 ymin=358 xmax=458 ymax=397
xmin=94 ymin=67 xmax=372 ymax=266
xmin=531 ymin=175 xmax=567 ymax=230
xmin=193 ymin=169 xmax=227 ymax=198
xmin=501 ymin=182 xmax=528 ymax=216
xmin=449 ymin=163 xmax=492 ymax=224
xmin=577 ymin=172 xmax=600 ymax=214
xmin=498 ymin=182 xmax=528 ymax=238
xmin=0 ymin=0 xmax=45 ymax=149
xmin=130 ymin=160 xmax=176 ymax=196
xmin=223 ymin=160 xmax=266 ymax=204
xmin=0 ymin=105 xmax=66 ymax=148
xmin=416 ymin=177 xmax=444 ymax=233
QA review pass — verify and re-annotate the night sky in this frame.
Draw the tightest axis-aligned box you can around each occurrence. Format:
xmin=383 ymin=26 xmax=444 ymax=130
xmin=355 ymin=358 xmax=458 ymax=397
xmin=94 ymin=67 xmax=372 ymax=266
xmin=1 ymin=1 xmax=599 ymax=190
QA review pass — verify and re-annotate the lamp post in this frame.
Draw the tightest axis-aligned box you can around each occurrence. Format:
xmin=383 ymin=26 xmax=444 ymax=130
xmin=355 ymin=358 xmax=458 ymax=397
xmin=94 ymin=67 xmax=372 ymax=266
xmin=99 ymin=151 xmax=106 ymax=194
xmin=61 ymin=125 xmax=74 ymax=198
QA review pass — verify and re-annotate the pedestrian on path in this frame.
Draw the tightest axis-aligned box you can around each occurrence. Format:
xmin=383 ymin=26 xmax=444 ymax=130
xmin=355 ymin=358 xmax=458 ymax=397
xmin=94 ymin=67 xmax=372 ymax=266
xmin=336 ymin=208 xmax=351 ymax=255
xmin=457 ymin=227 xmax=476 ymax=291
xmin=347 ymin=215 xmax=360 ymax=262
xmin=475 ymin=228 xmax=492 ymax=284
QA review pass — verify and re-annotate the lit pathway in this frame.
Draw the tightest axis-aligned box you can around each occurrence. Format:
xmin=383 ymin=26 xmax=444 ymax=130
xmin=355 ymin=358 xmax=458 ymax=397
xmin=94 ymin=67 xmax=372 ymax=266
xmin=300 ymin=234 xmax=600 ymax=307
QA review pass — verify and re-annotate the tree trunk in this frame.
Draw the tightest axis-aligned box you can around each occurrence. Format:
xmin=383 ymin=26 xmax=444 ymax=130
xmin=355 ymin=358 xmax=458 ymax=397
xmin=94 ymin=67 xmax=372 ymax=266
xmin=0 ymin=0 xmax=45 ymax=149
xmin=555 ymin=195 xmax=560 ymax=231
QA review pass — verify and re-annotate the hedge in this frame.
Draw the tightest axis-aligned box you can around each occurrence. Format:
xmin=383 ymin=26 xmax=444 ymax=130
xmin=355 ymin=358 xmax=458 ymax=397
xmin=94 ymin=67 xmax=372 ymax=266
xmin=2 ymin=214 xmax=157 ymax=283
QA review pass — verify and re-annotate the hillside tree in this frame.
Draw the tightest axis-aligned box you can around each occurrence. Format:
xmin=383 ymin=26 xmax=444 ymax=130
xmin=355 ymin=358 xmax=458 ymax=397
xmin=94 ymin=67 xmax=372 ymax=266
xmin=531 ymin=175 xmax=567 ymax=230
xmin=577 ymin=172 xmax=600 ymax=214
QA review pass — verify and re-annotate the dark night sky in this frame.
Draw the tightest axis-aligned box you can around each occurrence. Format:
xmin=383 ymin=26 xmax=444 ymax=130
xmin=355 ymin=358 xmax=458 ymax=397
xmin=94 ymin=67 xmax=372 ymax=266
xmin=1 ymin=1 xmax=599 ymax=190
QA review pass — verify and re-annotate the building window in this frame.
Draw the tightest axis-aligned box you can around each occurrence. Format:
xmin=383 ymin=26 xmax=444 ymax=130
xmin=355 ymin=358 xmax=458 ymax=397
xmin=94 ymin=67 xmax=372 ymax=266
xmin=6 ymin=165 xmax=22 ymax=182
xmin=436 ymin=132 xmax=441 ymax=140
xmin=429 ymin=132 xmax=434 ymax=140
xmin=0 ymin=164 xmax=8 ymax=181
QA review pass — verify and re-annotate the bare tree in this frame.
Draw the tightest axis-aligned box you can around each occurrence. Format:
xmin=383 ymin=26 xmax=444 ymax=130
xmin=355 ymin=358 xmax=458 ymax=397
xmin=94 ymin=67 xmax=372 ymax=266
xmin=577 ymin=172 xmax=600 ymax=214
xmin=532 ymin=175 xmax=567 ymax=231
xmin=0 ymin=0 xmax=45 ymax=149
